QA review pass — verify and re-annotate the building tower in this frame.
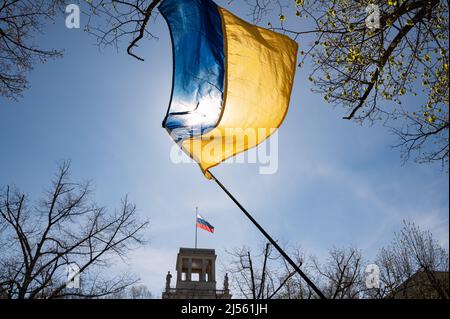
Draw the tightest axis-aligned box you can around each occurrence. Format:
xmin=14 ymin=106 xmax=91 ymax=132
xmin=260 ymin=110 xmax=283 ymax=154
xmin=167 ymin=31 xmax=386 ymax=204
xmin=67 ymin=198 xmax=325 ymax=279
xmin=162 ymin=247 xmax=231 ymax=299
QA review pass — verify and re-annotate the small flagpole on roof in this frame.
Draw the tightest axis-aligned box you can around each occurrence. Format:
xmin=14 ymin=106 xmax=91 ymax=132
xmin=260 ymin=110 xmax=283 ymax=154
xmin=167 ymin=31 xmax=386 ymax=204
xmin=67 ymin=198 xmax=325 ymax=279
xmin=195 ymin=206 xmax=198 ymax=249
xmin=207 ymin=170 xmax=327 ymax=300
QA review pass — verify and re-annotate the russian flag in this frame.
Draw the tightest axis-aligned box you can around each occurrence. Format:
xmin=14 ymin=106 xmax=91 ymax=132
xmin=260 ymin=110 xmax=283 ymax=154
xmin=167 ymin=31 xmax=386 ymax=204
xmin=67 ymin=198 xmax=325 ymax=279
xmin=196 ymin=214 xmax=214 ymax=233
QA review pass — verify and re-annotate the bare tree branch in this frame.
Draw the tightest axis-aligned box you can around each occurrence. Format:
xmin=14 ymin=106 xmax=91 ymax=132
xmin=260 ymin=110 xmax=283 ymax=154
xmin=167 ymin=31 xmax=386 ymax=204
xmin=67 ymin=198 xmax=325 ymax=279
xmin=0 ymin=161 xmax=149 ymax=299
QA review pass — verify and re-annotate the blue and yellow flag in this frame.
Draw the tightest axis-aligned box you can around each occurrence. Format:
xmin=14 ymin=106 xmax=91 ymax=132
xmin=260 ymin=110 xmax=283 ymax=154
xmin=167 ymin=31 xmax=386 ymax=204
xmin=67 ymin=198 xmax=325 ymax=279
xmin=159 ymin=0 xmax=298 ymax=178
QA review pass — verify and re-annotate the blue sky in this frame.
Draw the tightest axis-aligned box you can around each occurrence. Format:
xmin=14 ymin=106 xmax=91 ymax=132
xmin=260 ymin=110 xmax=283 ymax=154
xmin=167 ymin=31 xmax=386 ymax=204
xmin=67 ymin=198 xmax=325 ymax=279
xmin=0 ymin=1 xmax=448 ymax=297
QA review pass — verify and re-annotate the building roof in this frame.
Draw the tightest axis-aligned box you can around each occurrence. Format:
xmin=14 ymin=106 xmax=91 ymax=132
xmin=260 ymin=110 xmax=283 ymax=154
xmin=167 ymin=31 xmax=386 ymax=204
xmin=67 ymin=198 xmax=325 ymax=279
xmin=179 ymin=247 xmax=215 ymax=256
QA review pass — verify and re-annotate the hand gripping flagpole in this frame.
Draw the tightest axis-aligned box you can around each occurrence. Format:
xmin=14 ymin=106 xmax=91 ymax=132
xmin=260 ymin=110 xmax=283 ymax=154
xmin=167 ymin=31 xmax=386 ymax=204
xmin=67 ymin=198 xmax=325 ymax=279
xmin=207 ymin=170 xmax=326 ymax=299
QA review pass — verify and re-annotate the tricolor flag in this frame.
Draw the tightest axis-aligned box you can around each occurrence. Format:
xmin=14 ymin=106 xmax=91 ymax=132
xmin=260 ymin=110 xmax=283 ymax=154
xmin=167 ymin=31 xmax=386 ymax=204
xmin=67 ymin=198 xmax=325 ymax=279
xmin=159 ymin=0 xmax=298 ymax=179
xmin=196 ymin=214 xmax=214 ymax=233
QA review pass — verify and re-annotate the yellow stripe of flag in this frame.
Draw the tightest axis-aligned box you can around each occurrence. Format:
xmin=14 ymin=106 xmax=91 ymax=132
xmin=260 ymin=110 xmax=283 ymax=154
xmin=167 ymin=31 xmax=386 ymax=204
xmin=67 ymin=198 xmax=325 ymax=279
xmin=181 ymin=8 xmax=298 ymax=179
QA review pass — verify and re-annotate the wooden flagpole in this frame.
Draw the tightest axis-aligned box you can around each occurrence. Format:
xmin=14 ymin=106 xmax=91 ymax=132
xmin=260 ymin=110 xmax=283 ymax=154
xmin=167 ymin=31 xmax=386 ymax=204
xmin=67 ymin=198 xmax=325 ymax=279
xmin=207 ymin=170 xmax=326 ymax=299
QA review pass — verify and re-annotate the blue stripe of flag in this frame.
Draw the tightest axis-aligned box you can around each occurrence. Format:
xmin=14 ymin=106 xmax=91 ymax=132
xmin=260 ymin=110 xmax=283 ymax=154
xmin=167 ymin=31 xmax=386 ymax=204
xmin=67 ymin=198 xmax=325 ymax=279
xmin=159 ymin=0 xmax=225 ymax=141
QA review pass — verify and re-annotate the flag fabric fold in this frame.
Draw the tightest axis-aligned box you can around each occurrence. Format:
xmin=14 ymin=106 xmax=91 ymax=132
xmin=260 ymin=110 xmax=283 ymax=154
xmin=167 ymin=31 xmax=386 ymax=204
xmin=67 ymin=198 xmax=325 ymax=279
xmin=196 ymin=214 xmax=215 ymax=233
xmin=159 ymin=0 xmax=298 ymax=178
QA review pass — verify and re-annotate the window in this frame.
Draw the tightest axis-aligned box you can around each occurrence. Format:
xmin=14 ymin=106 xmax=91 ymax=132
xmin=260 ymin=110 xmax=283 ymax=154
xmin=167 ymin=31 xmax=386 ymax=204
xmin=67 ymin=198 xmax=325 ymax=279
xmin=192 ymin=273 xmax=200 ymax=281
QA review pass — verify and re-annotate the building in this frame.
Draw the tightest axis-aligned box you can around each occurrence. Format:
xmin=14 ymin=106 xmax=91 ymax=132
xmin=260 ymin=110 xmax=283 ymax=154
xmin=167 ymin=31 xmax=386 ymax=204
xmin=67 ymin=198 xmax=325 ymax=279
xmin=162 ymin=247 xmax=231 ymax=299
xmin=391 ymin=270 xmax=449 ymax=299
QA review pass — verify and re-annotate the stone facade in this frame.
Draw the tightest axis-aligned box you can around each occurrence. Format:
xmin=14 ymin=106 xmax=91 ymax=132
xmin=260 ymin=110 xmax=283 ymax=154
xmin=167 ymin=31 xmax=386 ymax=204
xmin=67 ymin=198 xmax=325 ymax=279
xmin=162 ymin=247 xmax=231 ymax=299
xmin=390 ymin=270 xmax=449 ymax=299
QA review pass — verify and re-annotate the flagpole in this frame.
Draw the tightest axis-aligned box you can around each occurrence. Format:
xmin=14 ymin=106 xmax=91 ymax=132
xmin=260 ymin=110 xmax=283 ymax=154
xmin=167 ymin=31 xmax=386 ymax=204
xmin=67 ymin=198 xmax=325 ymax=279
xmin=207 ymin=170 xmax=326 ymax=299
xmin=195 ymin=206 xmax=198 ymax=249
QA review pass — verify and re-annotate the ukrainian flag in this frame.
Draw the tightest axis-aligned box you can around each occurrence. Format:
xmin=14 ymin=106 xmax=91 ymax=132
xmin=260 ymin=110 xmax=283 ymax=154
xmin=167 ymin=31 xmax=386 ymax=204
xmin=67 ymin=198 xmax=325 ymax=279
xmin=159 ymin=0 xmax=298 ymax=178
